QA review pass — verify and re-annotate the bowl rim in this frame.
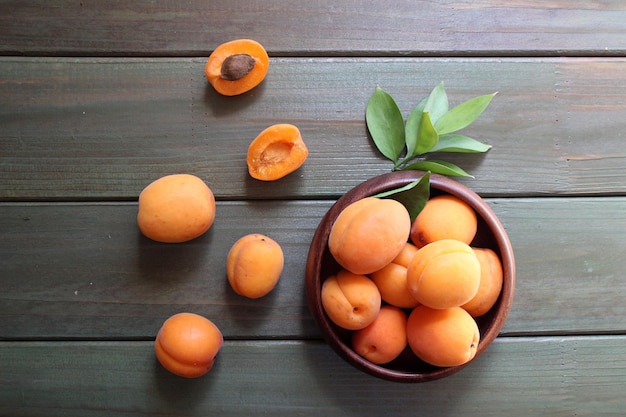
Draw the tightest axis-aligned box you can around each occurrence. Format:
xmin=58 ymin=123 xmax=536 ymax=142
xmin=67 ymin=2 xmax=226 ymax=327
xmin=305 ymin=170 xmax=516 ymax=383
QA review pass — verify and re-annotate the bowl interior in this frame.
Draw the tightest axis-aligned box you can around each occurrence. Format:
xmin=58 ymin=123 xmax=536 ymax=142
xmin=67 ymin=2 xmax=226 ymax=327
xmin=305 ymin=171 xmax=515 ymax=383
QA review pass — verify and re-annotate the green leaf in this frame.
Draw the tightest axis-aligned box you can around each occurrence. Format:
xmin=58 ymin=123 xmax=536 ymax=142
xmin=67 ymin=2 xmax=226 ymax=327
xmin=434 ymin=92 xmax=497 ymax=136
xmin=423 ymin=82 xmax=449 ymax=124
xmin=404 ymin=98 xmax=427 ymax=158
xmin=413 ymin=111 xmax=439 ymax=155
xmin=402 ymin=160 xmax=474 ymax=177
xmin=366 ymin=86 xmax=406 ymax=163
xmin=429 ymin=134 xmax=492 ymax=153
xmin=373 ymin=172 xmax=431 ymax=222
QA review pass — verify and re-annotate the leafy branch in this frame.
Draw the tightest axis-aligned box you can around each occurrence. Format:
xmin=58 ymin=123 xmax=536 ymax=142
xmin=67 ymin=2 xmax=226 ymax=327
xmin=366 ymin=82 xmax=496 ymax=177
xmin=365 ymin=82 xmax=496 ymax=220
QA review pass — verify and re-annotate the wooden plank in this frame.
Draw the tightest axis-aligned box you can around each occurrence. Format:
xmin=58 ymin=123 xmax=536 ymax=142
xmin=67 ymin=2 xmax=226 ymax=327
xmin=2 ymin=197 xmax=626 ymax=339
xmin=2 ymin=57 xmax=626 ymax=200
xmin=1 ymin=0 xmax=625 ymax=56
xmin=0 ymin=336 xmax=624 ymax=416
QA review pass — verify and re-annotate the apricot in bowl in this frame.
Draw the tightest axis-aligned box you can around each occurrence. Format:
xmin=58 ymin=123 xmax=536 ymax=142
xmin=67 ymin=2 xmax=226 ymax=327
xmin=305 ymin=171 xmax=515 ymax=382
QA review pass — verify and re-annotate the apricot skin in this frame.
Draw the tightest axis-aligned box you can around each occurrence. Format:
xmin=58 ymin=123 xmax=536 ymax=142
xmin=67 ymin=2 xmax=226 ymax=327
xmin=461 ymin=248 xmax=504 ymax=317
xmin=137 ymin=174 xmax=215 ymax=243
xmin=352 ymin=305 xmax=408 ymax=364
xmin=321 ymin=269 xmax=381 ymax=330
xmin=329 ymin=197 xmax=411 ymax=275
xmin=407 ymin=305 xmax=479 ymax=367
xmin=410 ymin=195 xmax=477 ymax=248
xmin=226 ymin=234 xmax=284 ymax=299
xmin=406 ymin=239 xmax=481 ymax=309
xmin=155 ymin=312 xmax=223 ymax=378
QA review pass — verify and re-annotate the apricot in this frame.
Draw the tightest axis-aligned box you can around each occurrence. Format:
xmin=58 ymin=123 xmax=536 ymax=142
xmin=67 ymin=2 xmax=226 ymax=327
xmin=247 ymin=124 xmax=309 ymax=181
xmin=205 ymin=39 xmax=269 ymax=96
xmin=155 ymin=312 xmax=223 ymax=378
xmin=407 ymin=305 xmax=479 ymax=367
xmin=352 ymin=305 xmax=408 ymax=365
xmin=370 ymin=242 xmax=420 ymax=308
xmin=137 ymin=174 xmax=215 ymax=243
xmin=406 ymin=239 xmax=481 ymax=309
xmin=461 ymin=248 xmax=504 ymax=317
xmin=329 ymin=197 xmax=411 ymax=275
xmin=410 ymin=195 xmax=477 ymax=248
xmin=226 ymin=233 xmax=284 ymax=299
xmin=321 ymin=269 xmax=381 ymax=330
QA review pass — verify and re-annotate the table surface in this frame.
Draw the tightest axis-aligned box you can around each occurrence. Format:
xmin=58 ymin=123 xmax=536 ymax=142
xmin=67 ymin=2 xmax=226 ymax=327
xmin=2 ymin=1 xmax=626 ymax=416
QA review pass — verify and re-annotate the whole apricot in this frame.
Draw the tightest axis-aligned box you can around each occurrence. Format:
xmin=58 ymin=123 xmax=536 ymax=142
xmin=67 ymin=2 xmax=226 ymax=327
xmin=461 ymin=248 xmax=504 ymax=317
xmin=352 ymin=305 xmax=408 ymax=364
xmin=155 ymin=312 xmax=223 ymax=378
xmin=226 ymin=233 xmax=284 ymax=299
xmin=406 ymin=239 xmax=481 ymax=309
xmin=329 ymin=197 xmax=411 ymax=275
xmin=137 ymin=174 xmax=215 ymax=243
xmin=370 ymin=242 xmax=420 ymax=308
xmin=321 ymin=269 xmax=381 ymax=330
xmin=407 ymin=305 xmax=479 ymax=367
xmin=410 ymin=195 xmax=477 ymax=248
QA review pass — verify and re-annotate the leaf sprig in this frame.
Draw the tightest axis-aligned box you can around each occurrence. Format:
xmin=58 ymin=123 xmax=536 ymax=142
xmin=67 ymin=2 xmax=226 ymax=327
xmin=365 ymin=82 xmax=496 ymax=220
xmin=366 ymin=82 xmax=496 ymax=177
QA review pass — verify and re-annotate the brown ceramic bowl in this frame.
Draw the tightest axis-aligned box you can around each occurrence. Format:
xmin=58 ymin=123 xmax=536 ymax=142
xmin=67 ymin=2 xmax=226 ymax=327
xmin=305 ymin=171 xmax=515 ymax=383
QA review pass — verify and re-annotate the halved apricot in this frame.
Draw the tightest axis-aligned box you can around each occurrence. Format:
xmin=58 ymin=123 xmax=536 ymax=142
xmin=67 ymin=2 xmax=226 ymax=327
xmin=205 ymin=39 xmax=269 ymax=96
xmin=247 ymin=124 xmax=309 ymax=181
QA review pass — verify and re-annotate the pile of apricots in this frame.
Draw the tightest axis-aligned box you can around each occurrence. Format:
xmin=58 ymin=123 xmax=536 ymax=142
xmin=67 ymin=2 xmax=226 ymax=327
xmin=322 ymin=194 xmax=503 ymax=367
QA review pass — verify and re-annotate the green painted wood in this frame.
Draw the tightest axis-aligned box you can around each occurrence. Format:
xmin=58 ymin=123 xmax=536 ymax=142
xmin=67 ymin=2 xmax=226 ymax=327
xmin=1 ymin=0 xmax=625 ymax=56
xmin=2 ymin=197 xmax=626 ymax=340
xmin=2 ymin=57 xmax=626 ymax=200
xmin=0 ymin=337 xmax=624 ymax=416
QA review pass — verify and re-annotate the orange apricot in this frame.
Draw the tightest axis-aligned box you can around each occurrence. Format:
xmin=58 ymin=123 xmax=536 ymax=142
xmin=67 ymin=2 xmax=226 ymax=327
xmin=328 ymin=197 xmax=411 ymax=275
xmin=321 ymin=269 xmax=381 ymax=330
xmin=407 ymin=305 xmax=479 ymax=367
xmin=352 ymin=305 xmax=408 ymax=365
xmin=370 ymin=242 xmax=420 ymax=308
xmin=137 ymin=174 xmax=215 ymax=243
xmin=461 ymin=248 xmax=504 ymax=317
xmin=155 ymin=312 xmax=223 ymax=378
xmin=410 ymin=194 xmax=478 ymax=248
xmin=226 ymin=233 xmax=284 ymax=299
xmin=247 ymin=124 xmax=309 ymax=181
xmin=205 ymin=39 xmax=269 ymax=96
xmin=406 ymin=239 xmax=481 ymax=309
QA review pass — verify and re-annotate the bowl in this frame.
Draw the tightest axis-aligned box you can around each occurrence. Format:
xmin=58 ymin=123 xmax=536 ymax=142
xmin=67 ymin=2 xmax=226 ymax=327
xmin=305 ymin=171 xmax=515 ymax=382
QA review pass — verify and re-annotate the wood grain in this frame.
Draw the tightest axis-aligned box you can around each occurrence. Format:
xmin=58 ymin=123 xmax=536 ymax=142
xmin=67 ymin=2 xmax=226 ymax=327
xmin=1 ymin=337 xmax=624 ymax=416
xmin=2 ymin=57 xmax=626 ymax=200
xmin=2 ymin=197 xmax=625 ymax=340
xmin=1 ymin=0 xmax=625 ymax=56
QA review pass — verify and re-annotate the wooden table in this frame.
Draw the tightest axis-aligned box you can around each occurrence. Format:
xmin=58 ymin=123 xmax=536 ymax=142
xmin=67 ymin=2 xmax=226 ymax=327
xmin=1 ymin=1 xmax=626 ymax=415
